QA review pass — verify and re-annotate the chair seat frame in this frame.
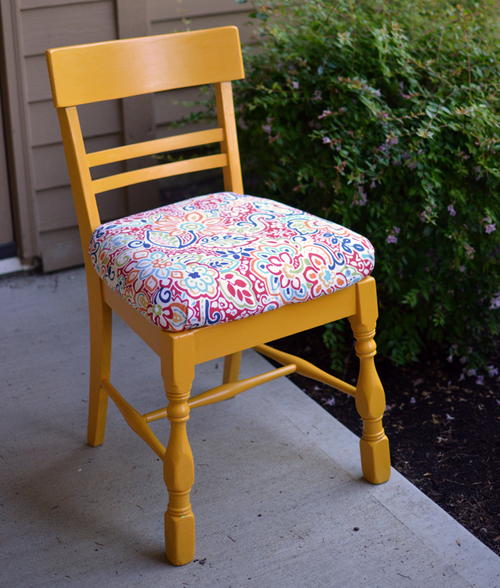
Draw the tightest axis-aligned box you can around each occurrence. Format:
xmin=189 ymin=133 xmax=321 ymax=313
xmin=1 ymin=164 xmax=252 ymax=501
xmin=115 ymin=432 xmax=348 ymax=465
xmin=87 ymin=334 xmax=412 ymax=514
xmin=46 ymin=26 xmax=390 ymax=566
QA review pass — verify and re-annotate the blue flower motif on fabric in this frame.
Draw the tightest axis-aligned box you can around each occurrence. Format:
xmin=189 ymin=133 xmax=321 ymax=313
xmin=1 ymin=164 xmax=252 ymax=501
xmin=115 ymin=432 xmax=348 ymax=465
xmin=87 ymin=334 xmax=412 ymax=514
xmin=214 ymin=247 xmax=254 ymax=260
xmin=181 ymin=265 xmax=218 ymax=296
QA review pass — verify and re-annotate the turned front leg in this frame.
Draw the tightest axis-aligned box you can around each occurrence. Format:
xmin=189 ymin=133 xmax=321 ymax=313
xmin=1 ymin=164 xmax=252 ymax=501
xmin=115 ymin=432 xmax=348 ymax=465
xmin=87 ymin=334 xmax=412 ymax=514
xmin=161 ymin=340 xmax=196 ymax=566
xmin=349 ymin=279 xmax=391 ymax=484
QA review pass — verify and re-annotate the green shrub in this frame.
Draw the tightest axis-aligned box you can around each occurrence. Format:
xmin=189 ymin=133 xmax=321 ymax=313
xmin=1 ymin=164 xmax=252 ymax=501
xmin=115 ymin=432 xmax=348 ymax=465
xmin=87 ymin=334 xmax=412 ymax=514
xmin=234 ymin=0 xmax=499 ymax=368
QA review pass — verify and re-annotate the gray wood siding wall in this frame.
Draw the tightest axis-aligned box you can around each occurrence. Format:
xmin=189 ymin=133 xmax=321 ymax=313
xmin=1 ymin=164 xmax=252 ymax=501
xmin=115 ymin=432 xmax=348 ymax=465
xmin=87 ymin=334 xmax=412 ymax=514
xmin=15 ymin=0 xmax=251 ymax=271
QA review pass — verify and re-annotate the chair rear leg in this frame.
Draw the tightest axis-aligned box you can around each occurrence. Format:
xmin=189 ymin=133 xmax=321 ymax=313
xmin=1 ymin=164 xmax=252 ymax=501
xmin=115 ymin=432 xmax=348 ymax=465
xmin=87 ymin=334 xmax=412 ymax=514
xmin=87 ymin=275 xmax=112 ymax=447
xmin=223 ymin=351 xmax=241 ymax=384
xmin=161 ymin=345 xmax=196 ymax=566
xmin=349 ymin=279 xmax=391 ymax=484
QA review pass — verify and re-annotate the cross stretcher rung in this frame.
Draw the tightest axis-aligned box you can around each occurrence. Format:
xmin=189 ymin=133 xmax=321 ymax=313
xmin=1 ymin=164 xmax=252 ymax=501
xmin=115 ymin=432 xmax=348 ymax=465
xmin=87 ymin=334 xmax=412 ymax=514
xmin=143 ymin=363 xmax=297 ymax=423
xmin=102 ymin=380 xmax=166 ymax=457
xmin=255 ymin=344 xmax=357 ymax=397
xmin=189 ymin=364 xmax=296 ymax=409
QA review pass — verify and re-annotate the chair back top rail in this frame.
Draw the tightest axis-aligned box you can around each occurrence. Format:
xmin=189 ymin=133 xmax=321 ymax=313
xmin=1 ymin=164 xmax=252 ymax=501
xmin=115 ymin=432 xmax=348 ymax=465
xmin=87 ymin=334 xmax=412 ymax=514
xmin=46 ymin=26 xmax=244 ymax=107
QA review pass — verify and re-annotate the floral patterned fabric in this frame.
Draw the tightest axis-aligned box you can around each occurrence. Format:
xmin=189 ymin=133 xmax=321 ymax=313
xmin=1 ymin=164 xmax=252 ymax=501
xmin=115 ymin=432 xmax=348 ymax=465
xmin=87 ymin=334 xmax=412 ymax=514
xmin=89 ymin=192 xmax=375 ymax=331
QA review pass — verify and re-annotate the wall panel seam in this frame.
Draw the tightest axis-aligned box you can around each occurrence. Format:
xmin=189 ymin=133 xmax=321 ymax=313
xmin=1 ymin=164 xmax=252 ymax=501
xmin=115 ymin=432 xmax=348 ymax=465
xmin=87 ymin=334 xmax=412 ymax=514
xmin=21 ymin=0 xmax=104 ymax=12
xmin=150 ymin=9 xmax=251 ymax=25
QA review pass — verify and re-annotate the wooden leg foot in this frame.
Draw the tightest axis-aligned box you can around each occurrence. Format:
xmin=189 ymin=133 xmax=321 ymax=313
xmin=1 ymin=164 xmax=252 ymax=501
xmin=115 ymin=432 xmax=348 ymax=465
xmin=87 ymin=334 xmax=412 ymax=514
xmin=360 ymin=432 xmax=391 ymax=484
xmin=164 ymin=510 xmax=196 ymax=566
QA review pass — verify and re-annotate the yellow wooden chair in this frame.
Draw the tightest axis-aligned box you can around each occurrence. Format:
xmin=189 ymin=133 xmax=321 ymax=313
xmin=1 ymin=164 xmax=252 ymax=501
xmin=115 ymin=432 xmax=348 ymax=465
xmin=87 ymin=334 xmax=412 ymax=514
xmin=46 ymin=26 xmax=390 ymax=566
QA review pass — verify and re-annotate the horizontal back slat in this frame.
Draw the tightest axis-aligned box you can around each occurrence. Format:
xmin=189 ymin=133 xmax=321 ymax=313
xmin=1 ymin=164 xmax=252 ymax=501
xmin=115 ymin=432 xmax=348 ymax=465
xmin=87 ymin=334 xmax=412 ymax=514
xmin=46 ymin=26 xmax=244 ymax=107
xmin=92 ymin=153 xmax=228 ymax=193
xmin=87 ymin=128 xmax=224 ymax=167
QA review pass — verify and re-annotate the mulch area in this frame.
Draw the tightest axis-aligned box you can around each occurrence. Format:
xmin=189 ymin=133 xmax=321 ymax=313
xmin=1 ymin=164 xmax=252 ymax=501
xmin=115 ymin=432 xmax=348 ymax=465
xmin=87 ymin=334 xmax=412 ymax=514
xmin=269 ymin=327 xmax=500 ymax=555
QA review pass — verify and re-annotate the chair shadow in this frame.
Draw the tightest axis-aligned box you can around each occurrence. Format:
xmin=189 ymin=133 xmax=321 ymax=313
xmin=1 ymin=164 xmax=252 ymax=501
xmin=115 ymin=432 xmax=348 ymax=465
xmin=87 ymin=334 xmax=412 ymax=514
xmin=6 ymin=403 xmax=369 ymax=570
xmin=6 ymin=438 xmax=170 ymax=566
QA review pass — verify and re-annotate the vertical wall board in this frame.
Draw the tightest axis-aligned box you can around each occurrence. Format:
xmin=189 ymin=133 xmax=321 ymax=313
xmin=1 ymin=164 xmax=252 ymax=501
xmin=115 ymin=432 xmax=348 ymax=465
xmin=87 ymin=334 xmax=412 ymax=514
xmin=21 ymin=1 xmax=116 ymax=57
xmin=0 ymin=90 xmax=15 ymax=246
xmin=25 ymin=55 xmax=53 ymax=103
xmin=29 ymin=99 xmax=122 ymax=147
xmin=37 ymin=185 xmax=127 ymax=232
xmin=36 ymin=186 xmax=78 ymax=232
xmin=0 ymin=1 xmax=39 ymax=262
xmin=19 ymin=0 xmax=121 ymax=270
xmin=20 ymin=0 xmax=103 ymax=9
xmin=29 ymin=100 xmax=68 ymax=147
xmin=39 ymin=226 xmax=83 ymax=271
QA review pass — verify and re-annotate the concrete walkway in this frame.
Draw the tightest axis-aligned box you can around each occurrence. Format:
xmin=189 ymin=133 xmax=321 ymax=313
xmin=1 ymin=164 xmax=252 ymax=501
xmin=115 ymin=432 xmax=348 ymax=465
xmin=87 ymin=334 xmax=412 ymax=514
xmin=1 ymin=268 xmax=499 ymax=588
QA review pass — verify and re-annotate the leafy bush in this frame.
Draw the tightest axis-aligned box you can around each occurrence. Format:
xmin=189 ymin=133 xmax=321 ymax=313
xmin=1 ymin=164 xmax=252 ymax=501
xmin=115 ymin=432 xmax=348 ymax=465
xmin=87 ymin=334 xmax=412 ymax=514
xmin=234 ymin=0 xmax=499 ymax=367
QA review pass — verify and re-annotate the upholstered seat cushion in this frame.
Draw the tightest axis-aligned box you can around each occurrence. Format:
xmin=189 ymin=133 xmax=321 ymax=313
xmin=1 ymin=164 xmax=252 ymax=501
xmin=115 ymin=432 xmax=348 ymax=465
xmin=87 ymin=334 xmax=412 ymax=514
xmin=89 ymin=192 xmax=375 ymax=331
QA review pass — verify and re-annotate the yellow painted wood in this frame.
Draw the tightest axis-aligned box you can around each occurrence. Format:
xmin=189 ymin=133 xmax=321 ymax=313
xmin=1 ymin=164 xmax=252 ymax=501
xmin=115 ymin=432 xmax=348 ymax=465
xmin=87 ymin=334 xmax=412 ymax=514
xmin=57 ymin=105 xmax=115 ymax=448
xmin=47 ymin=26 xmax=390 ymax=567
xmin=255 ymin=344 xmax=356 ymax=397
xmin=161 ymin=334 xmax=196 ymax=566
xmin=87 ymin=286 xmax=112 ymax=446
xmin=143 ymin=406 xmax=168 ymax=424
xmin=57 ymin=107 xmax=101 ymax=245
xmin=349 ymin=278 xmax=391 ymax=485
xmin=215 ymin=81 xmax=244 ymax=193
xmin=144 ymin=364 xmax=296 ymax=420
xmin=189 ymin=364 xmax=296 ymax=409
xmin=46 ymin=26 xmax=244 ymax=107
xmin=192 ymin=285 xmax=357 ymax=364
xmin=102 ymin=282 xmax=167 ymax=356
xmin=102 ymin=380 xmax=166 ymax=458
xmin=104 ymin=278 xmax=357 ymax=363
xmin=223 ymin=352 xmax=242 ymax=384
xmin=92 ymin=153 xmax=228 ymax=194
xmin=87 ymin=128 xmax=224 ymax=167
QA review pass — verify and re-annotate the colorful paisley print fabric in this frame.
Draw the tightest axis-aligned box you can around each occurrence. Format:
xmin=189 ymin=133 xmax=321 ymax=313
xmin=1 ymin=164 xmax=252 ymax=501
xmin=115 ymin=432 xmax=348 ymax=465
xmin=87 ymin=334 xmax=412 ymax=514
xmin=89 ymin=192 xmax=375 ymax=332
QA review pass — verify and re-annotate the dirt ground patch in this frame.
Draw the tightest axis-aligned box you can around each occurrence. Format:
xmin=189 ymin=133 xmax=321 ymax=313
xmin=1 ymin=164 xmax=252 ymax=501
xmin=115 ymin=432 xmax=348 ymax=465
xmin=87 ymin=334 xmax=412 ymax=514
xmin=269 ymin=328 xmax=499 ymax=555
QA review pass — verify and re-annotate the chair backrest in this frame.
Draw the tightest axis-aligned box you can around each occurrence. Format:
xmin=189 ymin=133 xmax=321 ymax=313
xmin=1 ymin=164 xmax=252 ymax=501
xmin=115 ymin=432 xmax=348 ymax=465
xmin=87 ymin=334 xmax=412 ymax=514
xmin=46 ymin=26 xmax=245 ymax=251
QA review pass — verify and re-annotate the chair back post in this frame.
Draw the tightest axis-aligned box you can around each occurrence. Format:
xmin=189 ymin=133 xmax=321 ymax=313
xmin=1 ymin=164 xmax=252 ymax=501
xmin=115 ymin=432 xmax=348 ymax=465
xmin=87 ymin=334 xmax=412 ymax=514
xmin=215 ymin=81 xmax=244 ymax=193
xmin=56 ymin=106 xmax=101 ymax=253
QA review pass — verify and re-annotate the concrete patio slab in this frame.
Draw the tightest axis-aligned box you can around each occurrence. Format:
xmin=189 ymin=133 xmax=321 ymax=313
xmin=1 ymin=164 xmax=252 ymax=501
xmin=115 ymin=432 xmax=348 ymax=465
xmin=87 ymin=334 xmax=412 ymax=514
xmin=1 ymin=268 xmax=499 ymax=588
